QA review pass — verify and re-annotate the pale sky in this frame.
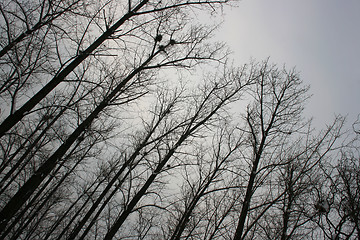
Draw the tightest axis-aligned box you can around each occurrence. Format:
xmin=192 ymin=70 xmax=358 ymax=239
xmin=218 ymin=0 xmax=360 ymax=127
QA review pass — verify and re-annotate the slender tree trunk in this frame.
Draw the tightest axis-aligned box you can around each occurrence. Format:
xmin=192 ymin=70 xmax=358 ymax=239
xmin=170 ymin=162 xmax=226 ymax=240
xmin=232 ymin=152 xmax=261 ymax=240
xmin=104 ymin=145 xmax=180 ymax=240
xmin=170 ymin=189 xmax=204 ymax=240
xmin=77 ymin=172 xmax=130 ymax=240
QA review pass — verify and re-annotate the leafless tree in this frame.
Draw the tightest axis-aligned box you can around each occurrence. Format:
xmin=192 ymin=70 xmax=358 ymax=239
xmin=230 ymin=61 xmax=309 ymax=240
xmin=243 ymin=117 xmax=345 ymax=240
xmin=166 ymin=125 xmax=244 ymax=240
xmin=0 ymin=0 xmax=233 ymax=238
xmin=1 ymin=2 xmax=359 ymax=240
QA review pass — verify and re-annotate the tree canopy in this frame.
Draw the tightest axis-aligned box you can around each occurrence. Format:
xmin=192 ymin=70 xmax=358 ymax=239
xmin=0 ymin=0 xmax=359 ymax=239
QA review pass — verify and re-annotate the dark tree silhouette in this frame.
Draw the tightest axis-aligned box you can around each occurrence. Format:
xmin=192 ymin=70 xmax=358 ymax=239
xmin=1 ymin=1 xmax=359 ymax=240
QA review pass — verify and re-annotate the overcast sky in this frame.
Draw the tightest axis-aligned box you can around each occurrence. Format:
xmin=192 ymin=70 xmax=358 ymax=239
xmin=217 ymin=0 xmax=360 ymax=128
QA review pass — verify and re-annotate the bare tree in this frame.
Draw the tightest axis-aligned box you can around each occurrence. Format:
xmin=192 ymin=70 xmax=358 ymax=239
xmin=232 ymin=61 xmax=310 ymax=240
xmin=0 ymin=0 xmax=233 ymax=238
xmin=167 ymin=125 xmax=244 ymax=240
xmin=1 ymin=2 xmax=359 ymax=240
xmin=242 ymin=117 xmax=344 ymax=240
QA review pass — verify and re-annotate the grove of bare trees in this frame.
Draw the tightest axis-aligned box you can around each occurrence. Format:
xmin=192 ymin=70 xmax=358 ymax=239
xmin=0 ymin=0 xmax=359 ymax=239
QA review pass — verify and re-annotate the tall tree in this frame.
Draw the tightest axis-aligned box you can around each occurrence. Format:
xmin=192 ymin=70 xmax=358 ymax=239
xmin=232 ymin=62 xmax=310 ymax=240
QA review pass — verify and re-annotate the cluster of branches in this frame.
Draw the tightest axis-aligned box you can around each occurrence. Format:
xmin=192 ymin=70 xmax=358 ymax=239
xmin=0 ymin=0 xmax=359 ymax=239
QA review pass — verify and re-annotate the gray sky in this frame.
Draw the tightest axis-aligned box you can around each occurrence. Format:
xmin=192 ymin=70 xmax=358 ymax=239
xmin=218 ymin=0 xmax=360 ymax=127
